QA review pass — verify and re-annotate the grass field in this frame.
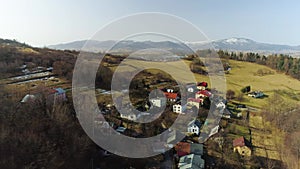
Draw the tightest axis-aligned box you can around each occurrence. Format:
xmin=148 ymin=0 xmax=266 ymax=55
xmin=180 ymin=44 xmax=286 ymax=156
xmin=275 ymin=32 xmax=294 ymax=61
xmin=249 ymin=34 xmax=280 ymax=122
xmin=225 ymin=60 xmax=300 ymax=107
xmin=183 ymin=59 xmax=300 ymax=107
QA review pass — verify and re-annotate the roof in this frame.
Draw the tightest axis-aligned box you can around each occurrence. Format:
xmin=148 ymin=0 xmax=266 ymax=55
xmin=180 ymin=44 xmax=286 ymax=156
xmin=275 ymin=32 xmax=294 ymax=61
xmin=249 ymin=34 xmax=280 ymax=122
xmin=55 ymin=88 xmax=65 ymax=94
xmin=21 ymin=94 xmax=36 ymax=103
xmin=188 ymin=98 xmax=203 ymax=103
xmin=179 ymin=154 xmax=204 ymax=169
xmin=197 ymin=82 xmax=208 ymax=87
xmin=190 ymin=143 xmax=204 ymax=155
xmin=188 ymin=120 xmax=202 ymax=128
xmin=179 ymin=163 xmax=203 ymax=169
xmin=164 ymin=92 xmax=178 ymax=99
xmin=196 ymin=90 xmax=212 ymax=97
xmin=175 ymin=142 xmax=204 ymax=156
xmin=116 ymin=127 xmax=126 ymax=133
xmin=186 ymin=83 xmax=197 ymax=88
xmin=233 ymin=137 xmax=251 ymax=147
xmin=175 ymin=142 xmax=191 ymax=156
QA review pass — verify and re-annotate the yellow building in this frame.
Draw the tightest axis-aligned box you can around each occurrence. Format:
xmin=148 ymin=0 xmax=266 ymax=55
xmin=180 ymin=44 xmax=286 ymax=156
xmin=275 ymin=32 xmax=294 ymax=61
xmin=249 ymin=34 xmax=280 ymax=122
xmin=233 ymin=137 xmax=252 ymax=157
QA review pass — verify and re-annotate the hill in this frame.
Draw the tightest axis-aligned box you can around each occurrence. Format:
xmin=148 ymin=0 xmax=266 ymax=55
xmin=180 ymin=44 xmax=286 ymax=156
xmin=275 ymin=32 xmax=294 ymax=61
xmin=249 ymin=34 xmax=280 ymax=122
xmin=187 ymin=59 xmax=300 ymax=107
xmin=49 ymin=38 xmax=300 ymax=56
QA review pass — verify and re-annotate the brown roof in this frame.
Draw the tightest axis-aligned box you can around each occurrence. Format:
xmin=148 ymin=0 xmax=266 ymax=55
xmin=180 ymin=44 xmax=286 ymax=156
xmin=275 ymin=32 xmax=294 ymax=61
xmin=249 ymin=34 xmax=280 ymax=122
xmin=175 ymin=142 xmax=191 ymax=155
xmin=233 ymin=137 xmax=250 ymax=147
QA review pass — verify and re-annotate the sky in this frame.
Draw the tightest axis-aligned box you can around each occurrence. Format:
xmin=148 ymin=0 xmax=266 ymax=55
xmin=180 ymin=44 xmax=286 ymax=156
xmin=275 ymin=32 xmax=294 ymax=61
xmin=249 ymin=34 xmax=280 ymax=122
xmin=0 ymin=0 xmax=300 ymax=47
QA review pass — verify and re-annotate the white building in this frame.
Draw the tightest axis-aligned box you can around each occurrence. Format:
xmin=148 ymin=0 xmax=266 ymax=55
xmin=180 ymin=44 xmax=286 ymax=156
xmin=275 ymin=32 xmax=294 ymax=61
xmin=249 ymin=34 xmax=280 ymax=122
xmin=216 ymin=102 xmax=226 ymax=109
xmin=150 ymin=97 xmax=166 ymax=107
xmin=120 ymin=112 xmax=140 ymax=121
xmin=173 ymin=104 xmax=187 ymax=114
xmin=187 ymin=120 xmax=202 ymax=135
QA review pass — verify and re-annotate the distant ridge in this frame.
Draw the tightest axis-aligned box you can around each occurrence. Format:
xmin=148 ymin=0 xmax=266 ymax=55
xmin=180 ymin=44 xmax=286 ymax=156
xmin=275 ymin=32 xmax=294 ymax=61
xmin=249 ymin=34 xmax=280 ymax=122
xmin=48 ymin=38 xmax=300 ymax=56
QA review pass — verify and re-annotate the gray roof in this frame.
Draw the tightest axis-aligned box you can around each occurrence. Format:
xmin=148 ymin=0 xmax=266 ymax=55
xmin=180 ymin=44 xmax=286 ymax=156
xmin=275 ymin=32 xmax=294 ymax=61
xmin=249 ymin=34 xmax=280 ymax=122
xmin=179 ymin=154 xmax=205 ymax=169
xmin=190 ymin=143 xmax=204 ymax=155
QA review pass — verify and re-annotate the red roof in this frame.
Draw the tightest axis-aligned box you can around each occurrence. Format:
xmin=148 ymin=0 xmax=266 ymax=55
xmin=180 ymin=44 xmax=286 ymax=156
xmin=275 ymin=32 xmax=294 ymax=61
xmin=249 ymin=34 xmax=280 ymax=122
xmin=197 ymin=82 xmax=208 ymax=87
xmin=164 ymin=92 xmax=178 ymax=99
xmin=175 ymin=142 xmax=191 ymax=156
xmin=233 ymin=137 xmax=246 ymax=147
xmin=188 ymin=98 xmax=203 ymax=103
xmin=196 ymin=90 xmax=212 ymax=97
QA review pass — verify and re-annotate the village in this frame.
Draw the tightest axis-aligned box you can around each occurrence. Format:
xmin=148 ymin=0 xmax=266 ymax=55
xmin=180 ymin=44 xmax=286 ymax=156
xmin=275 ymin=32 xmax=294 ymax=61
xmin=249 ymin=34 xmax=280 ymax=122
xmin=2 ymin=60 xmax=283 ymax=169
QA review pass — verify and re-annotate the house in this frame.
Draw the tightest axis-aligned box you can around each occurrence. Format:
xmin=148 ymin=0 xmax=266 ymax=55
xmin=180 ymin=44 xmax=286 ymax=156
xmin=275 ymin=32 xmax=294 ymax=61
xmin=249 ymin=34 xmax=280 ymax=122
xmin=233 ymin=137 xmax=252 ymax=157
xmin=187 ymin=98 xmax=203 ymax=109
xmin=248 ymin=91 xmax=264 ymax=98
xmin=187 ymin=120 xmax=202 ymax=135
xmin=173 ymin=104 xmax=187 ymax=114
xmin=222 ymin=109 xmax=232 ymax=119
xmin=178 ymin=154 xmax=205 ymax=169
xmin=21 ymin=87 xmax=66 ymax=104
xmin=20 ymin=94 xmax=36 ymax=103
xmin=197 ymin=82 xmax=208 ymax=90
xmin=150 ymin=97 xmax=166 ymax=107
xmin=120 ymin=111 xmax=140 ymax=121
xmin=195 ymin=90 xmax=212 ymax=99
xmin=186 ymin=83 xmax=197 ymax=93
xmin=53 ymin=88 xmax=66 ymax=102
xmin=175 ymin=142 xmax=204 ymax=157
xmin=216 ymin=101 xmax=226 ymax=109
xmin=116 ymin=126 xmax=126 ymax=133
xmin=236 ymin=104 xmax=247 ymax=110
xmin=164 ymin=92 xmax=178 ymax=102
xmin=44 ymin=88 xmax=67 ymax=105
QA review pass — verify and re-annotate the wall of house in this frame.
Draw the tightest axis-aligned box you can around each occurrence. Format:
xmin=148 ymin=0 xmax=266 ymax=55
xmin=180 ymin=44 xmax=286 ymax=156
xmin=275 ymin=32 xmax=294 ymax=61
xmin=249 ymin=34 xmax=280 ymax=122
xmin=187 ymin=101 xmax=201 ymax=108
xmin=173 ymin=105 xmax=182 ymax=114
xmin=188 ymin=125 xmax=199 ymax=135
xmin=234 ymin=146 xmax=251 ymax=157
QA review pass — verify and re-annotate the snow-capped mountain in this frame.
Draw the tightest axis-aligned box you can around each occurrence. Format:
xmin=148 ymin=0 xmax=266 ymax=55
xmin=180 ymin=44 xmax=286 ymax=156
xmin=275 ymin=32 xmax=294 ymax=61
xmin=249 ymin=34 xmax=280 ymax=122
xmin=188 ymin=37 xmax=300 ymax=54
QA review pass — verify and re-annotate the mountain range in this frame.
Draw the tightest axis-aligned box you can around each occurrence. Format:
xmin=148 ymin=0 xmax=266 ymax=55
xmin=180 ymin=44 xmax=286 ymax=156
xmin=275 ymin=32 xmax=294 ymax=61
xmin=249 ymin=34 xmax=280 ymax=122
xmin=48 ymin=37 xmax=300 ymax=56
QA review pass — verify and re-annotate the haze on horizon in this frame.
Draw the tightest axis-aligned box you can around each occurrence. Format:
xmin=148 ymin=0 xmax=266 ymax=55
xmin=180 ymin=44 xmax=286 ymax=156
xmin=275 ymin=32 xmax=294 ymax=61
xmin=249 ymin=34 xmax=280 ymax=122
xmin=1 ymin=0 xmax=300 ymax=47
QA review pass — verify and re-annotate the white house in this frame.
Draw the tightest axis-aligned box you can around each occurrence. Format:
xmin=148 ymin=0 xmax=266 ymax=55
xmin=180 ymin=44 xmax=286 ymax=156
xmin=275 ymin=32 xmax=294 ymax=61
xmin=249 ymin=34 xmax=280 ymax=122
xmin=216 ymin=102 xmax=226 ymax=109
xmin=187 ymin=120 xmax=202 ymax=135
xmin=248 ymin=91 xmax=264 ymax=98
xmin=120 ymin=112 xmax=140 ymax=121
xmin=186 ymin=83 xmax=197 ymax=93
xmin=150 ymin=97 xmax=166 ymax=107
xmin=173 ymin=104 xmax=187 ymax=114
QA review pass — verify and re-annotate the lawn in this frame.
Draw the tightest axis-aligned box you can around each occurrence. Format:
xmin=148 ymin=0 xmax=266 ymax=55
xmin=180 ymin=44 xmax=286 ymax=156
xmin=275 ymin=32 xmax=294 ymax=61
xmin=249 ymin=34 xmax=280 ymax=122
xmin=225 ymin=60 xmax=300 ymax=107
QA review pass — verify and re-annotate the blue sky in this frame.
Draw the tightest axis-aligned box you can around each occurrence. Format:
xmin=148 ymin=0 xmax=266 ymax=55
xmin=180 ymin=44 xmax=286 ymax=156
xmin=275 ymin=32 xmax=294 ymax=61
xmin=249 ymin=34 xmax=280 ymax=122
xmin=1 ymin=0 xmax=300 ymax=46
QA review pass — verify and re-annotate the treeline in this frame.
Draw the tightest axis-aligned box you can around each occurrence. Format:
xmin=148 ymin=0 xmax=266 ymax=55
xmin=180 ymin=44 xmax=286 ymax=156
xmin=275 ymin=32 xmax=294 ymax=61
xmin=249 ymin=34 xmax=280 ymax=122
xmin=0 ymin=43 xmax=78 ymax=79
xmin=217 ymin=50 xmax=300 ymax=80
